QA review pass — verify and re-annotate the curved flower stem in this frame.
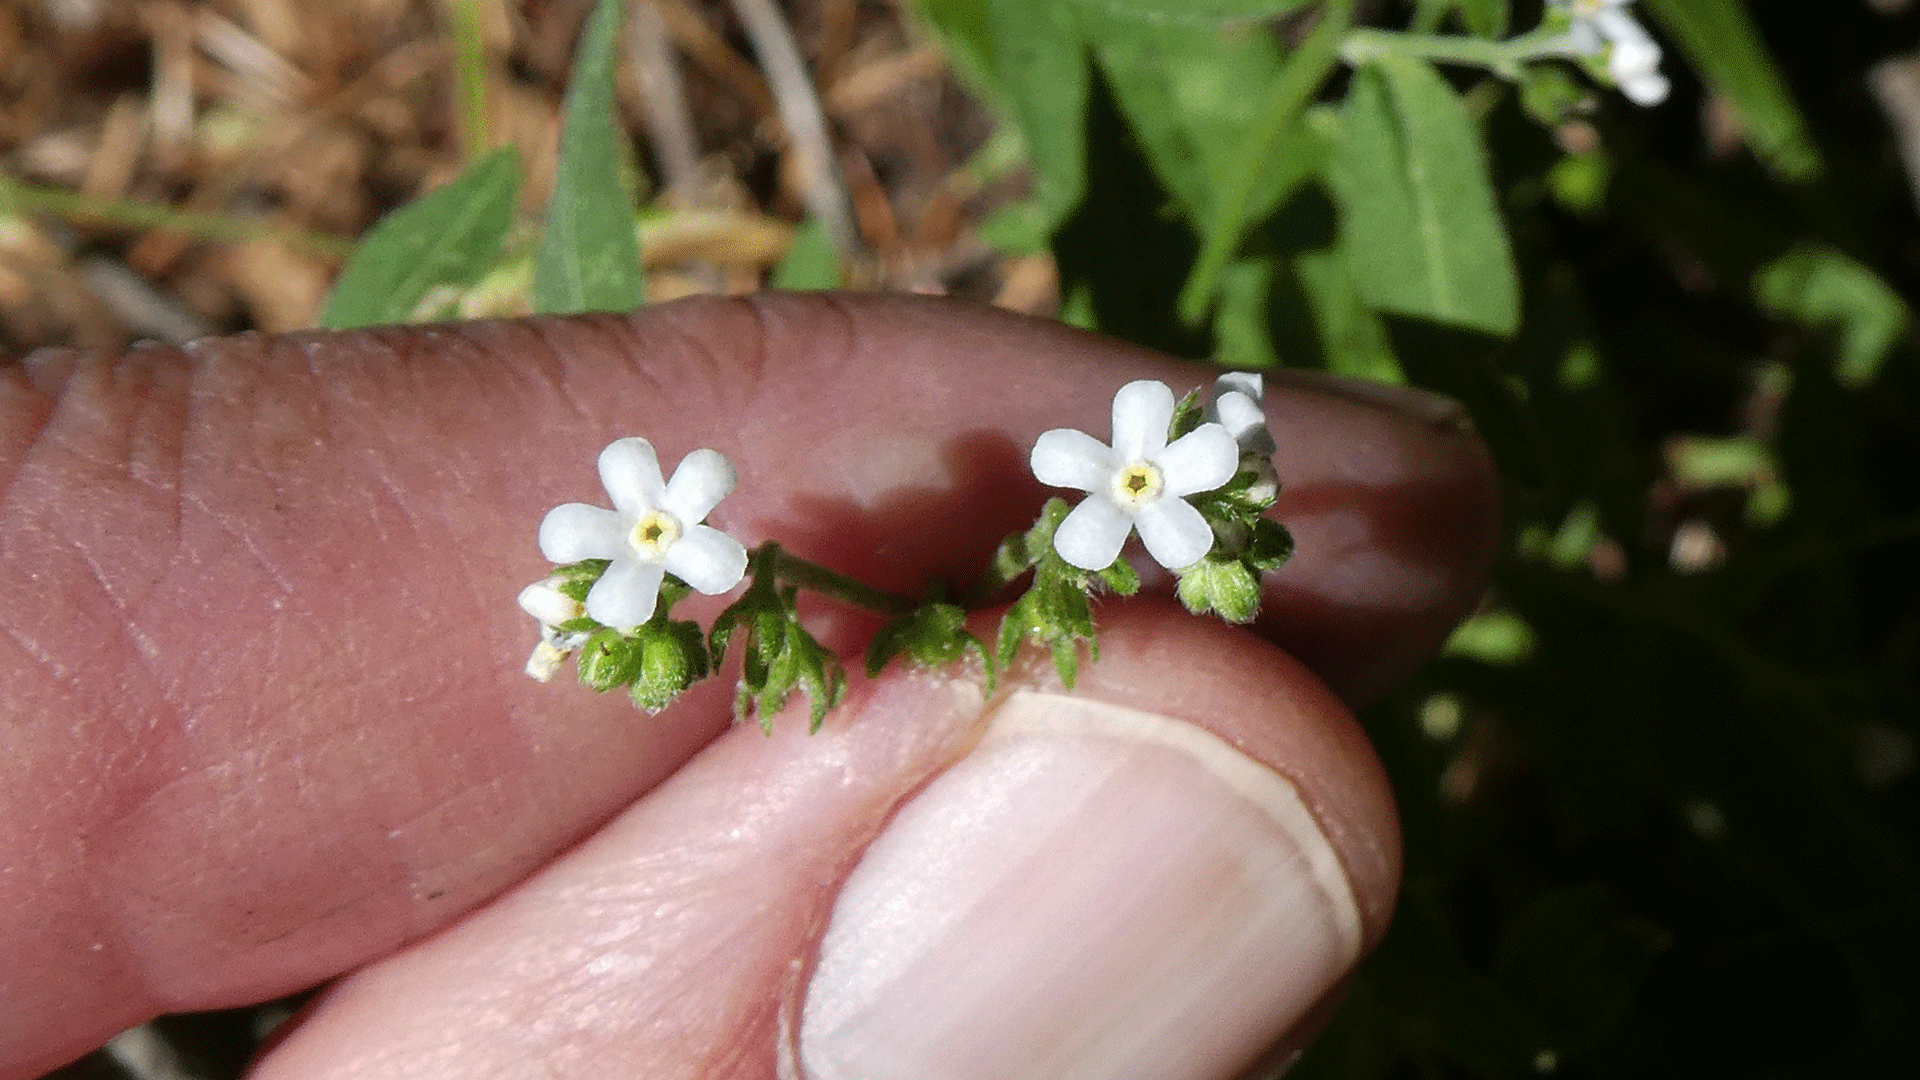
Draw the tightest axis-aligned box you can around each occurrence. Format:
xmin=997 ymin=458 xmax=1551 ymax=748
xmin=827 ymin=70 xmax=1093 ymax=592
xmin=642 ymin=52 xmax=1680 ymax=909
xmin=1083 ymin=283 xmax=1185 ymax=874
xmin=1339 ymin=26 xmax=1579 ymax=80
xmin=762 ymin=543 xmax=918 ymax=616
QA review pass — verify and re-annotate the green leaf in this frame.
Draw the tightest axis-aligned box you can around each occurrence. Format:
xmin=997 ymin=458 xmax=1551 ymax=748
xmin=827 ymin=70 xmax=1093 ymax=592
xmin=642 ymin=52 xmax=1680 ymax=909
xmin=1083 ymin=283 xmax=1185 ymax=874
xmin=911 ymin=0 xmax=1001 ymax=107
xmin=770 ymin=215 xmax=842 ymax=290
xmin=1084 ymin=12 xmax=1291 ymax=227
xmin=531 ymin=0 xmax=644 ymax=315
xmin=1442 ymin=609 xmax=1535 ymax=665
xmin=1641 ymin=0 xmax=1820 ymax=181
xmin=986 ymin=0 xmax=1088 ymax=229
xmin=1330 ymin=56 xmax=1519 ymax=337
xmin=1061 ymin=0 xmax=1307 ymax=21
xmin=1754 ymin=245 xmax=1909 ymax=387
xmin=318 ymin=146 xmax=520 ymax=329
xmin=1291 ymin=246 xmax=1406 ymax=384
xmin=1176 ymin=1 xmax=1350 ymax=322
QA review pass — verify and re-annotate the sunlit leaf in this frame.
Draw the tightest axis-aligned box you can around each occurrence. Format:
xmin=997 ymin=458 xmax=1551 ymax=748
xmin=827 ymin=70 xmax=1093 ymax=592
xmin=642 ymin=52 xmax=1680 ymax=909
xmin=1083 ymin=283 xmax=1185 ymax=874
xmin=531 ymin=0 xmax=643 ymax=315
xmin=986 ymin=0 xmax=1088 ymax=229
xmin=1755 ymin=244 xmax=1909 ymax=386
xmin=1084 ymin=12 xmax=1290 ymax=225
xmin=1330 ymin=56 xmax=1519 ymax=336
xmin=1641 ymin=0 xmax=1820 ymax=181
xmin=319 ymin=146 xmax=519 ymax=329
xmin=770 ymin=215 xmax=842 ymax=290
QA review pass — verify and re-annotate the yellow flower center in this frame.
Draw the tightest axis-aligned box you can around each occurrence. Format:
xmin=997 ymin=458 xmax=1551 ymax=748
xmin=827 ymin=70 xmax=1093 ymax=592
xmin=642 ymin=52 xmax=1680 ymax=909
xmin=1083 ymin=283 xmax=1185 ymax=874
xmin=1111 ymin=461 xmax=1165 ymax=507
xmin=629 ymin=510 xmax=683 ymax=560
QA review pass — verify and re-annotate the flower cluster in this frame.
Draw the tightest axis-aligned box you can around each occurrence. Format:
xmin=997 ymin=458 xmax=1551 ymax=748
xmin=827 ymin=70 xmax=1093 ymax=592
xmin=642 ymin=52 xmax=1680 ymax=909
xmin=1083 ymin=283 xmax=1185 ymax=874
xmin=518 ymin=374 xmax=1292 ymax=723
xmin=1554 ymin=0 xmax=1669 ymax=106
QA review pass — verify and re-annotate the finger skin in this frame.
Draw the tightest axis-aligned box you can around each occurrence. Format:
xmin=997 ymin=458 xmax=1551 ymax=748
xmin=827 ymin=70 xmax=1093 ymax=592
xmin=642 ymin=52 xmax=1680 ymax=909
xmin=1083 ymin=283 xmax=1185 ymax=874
xmin=0 ymin=294 xmax=1492 ymax=1077
xmin=251 ymin=605 xmax=1398 ymax=1079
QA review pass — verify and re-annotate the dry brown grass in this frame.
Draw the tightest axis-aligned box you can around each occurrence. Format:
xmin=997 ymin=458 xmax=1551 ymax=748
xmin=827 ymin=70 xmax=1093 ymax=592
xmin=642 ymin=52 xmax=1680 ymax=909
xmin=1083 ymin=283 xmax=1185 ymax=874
xmin=0 ymin=0 xmax=1046 ymax=357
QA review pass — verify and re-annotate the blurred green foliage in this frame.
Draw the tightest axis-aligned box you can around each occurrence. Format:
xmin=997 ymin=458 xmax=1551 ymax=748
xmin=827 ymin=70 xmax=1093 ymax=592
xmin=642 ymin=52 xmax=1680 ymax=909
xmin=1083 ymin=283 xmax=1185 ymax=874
xmin=912 ymin=0 xmax=1920 ymax=1074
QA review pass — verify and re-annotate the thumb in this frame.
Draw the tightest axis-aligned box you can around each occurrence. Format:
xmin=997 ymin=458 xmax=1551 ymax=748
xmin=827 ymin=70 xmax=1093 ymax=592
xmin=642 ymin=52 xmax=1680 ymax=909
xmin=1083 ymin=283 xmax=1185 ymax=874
xmin=253 ymin=604 xmax=1397 ymax=1080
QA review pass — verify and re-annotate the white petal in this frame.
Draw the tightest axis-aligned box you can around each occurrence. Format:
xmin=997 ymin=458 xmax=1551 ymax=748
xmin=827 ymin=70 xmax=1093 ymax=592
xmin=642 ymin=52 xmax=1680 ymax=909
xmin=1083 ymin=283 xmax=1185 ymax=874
xmin=1110 ymin=380 xmax=1175 ymax=461
xmin=518 ymin=580 xmax=582 ymax=625
xmin=664 ymin=524 xmax=749 ymax=594
xmin=525 ymin=641 xmax=567 ymax=682
xmin=539 ymin=503 xmax=628 ymax=562
xmin=586 ymin=557 xmax=666 ymax=629
xmin=1031 ymin=428 xmax=1115 ymax=492
xmin=598 ymin=437 xmax=667 ymax=517
xmin=1214 ymin=371 xmax=1263 ymax=403
xmin=1212 ymin=391 xmax=1276 ymax=454
xmin=1134 ymin=497 xmax=1216 ymax=570
xmin=1619 ymin=69 xmax=1670 ymax=106
xmin=1594 ymin=9 xmax=1654 ymax=58
xmin=661 ymin=448 xmax=737 ymax=524
xmin=1156 ymin=422 xmax=1240 ymax=497
xmin=1052 ymin=496 xmax=1134 ymax=571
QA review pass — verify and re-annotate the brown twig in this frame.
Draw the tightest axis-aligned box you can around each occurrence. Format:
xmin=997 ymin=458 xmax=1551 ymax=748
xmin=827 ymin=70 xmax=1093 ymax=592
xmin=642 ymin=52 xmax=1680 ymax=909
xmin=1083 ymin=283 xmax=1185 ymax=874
xmin=724 ymin=0 xmax=862 ymax=259
xmin=625 ymin=0 xmax=702 ymax=199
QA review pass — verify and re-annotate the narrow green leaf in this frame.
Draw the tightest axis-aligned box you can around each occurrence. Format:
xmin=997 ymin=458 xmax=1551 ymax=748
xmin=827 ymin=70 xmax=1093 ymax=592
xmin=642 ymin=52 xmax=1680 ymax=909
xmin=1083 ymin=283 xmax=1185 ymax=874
xmin=1061 ymin=0 xmax=1306 ymax=21
xmin=451 ymin=0 xmax=489 ymax=154
xmin=1754 ymin=245 xmax=1909 ymax=387
xmin=1330 ymin=56 xmax=1519 ymax=337
xmin=1641 ymin=0 xmax=1820 ymax=181
xmin=531 ymin=0 xmax=643 ymax=315
xmin=1291 ymin=247 xmax=1406 ymax=384
xmin=1176 ymin=0 xmax=1350 ymax=322
xmin=986 ymin=0 xmax=1088 ymax=229
xmin=770 ymin=215 xmax=841 ymax=290
xmin=318 ymin=146 xmax=519 ymax=329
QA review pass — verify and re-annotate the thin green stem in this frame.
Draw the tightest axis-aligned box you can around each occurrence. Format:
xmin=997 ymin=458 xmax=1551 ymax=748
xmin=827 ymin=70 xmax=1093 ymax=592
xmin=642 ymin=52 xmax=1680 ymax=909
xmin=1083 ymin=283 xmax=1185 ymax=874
xmin=961 ymin=546 xmax=1026 ymax=609
xmin=1339 ymin=27 xmax=1578 ymax=80
xmin=764 ymin=544 xmax=918 ymax=617
xmin=0 ymin=176 xmax=356 ymax=257
xmin=1177 ymin=0 xmax=1354 ymax=324
xmin=450 ymin=0 xmax=491 ymax=157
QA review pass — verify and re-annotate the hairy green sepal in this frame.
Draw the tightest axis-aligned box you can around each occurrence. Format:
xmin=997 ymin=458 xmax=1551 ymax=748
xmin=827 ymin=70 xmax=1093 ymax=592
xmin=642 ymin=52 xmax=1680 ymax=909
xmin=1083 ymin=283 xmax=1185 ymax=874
xmin=710 ymin=545 xmax=847 ymax=733
xmin=866 ymin=601 xmax=996 ymax=690
xmin=991 ymin=498 xmax=1141 ymax=689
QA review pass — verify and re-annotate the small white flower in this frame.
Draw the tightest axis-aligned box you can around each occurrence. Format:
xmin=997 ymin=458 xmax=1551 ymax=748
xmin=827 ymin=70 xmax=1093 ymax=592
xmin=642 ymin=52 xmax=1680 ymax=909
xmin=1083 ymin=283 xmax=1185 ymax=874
xmin=518 ymin=577 xmax=584 ymax=628
xmin=517 ymin=577 xmax=590 ymax=682
xmin=1208 ymin=371 xmax=1276 ymax=456
xmin=1561 ymin=0 xmax=1670 ymax=106
xmin=1208 ymin=371 xmax=1280 ymax=505
xmin=538 ymin=437 xmax=749 ymax=630
xmin=1031 ymin=379 xmax=1240 ymax=571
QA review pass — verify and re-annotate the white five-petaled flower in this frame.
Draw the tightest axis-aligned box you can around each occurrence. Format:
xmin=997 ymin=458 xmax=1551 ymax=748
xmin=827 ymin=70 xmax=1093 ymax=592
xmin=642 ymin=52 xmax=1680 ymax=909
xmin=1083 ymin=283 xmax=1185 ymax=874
xmin=1561 ymin=0 xmax=1670 ymax=106
xmin=538 ymin=438 xmax=749 ymax=631
xmin=1031 ymin=380 xmax=1240 ymax=572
